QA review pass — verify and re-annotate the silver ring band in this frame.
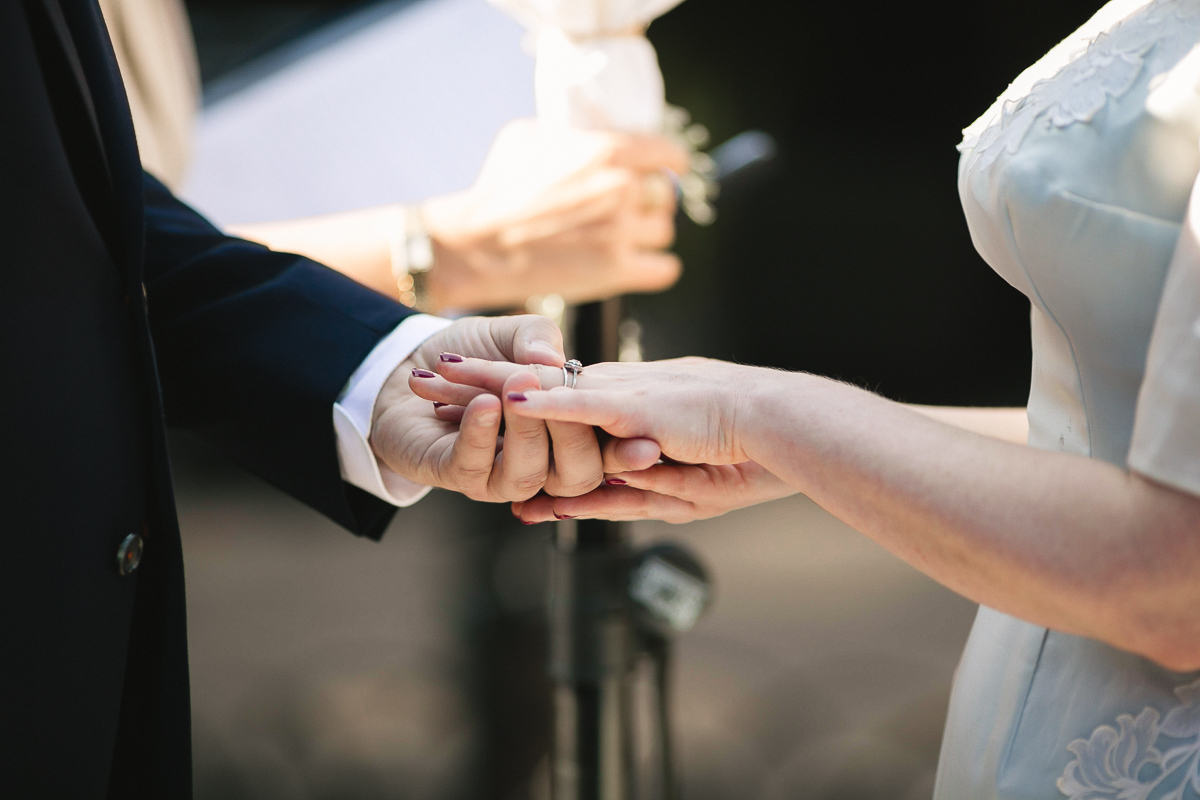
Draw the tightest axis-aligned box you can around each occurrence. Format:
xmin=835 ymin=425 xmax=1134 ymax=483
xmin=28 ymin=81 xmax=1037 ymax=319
xmin=562 ymin=359 xmax=583 ymax=389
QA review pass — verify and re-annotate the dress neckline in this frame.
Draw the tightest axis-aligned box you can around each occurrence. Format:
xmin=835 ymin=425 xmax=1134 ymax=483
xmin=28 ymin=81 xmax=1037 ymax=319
xmin=960 ymin=0 xmax=1156 ymax=154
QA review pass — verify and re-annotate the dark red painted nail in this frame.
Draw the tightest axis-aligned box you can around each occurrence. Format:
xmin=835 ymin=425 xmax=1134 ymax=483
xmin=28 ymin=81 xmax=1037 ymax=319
xmin=521 ymin=520 xmax=536 ymax=525
xmin=507 ymin=392 xmax=528 ymax=402
xmin=606 ymin=478 xmax=627 ymax=486
xmin=554 ymin=513 xmax=575 ymax=520
xmin=412 ymin=368 xmax=436 ymax=378
xmin=433 ymin=402 xmax=447 ymax=409
xmin=439 ymin=353 xmax=464 ymax=363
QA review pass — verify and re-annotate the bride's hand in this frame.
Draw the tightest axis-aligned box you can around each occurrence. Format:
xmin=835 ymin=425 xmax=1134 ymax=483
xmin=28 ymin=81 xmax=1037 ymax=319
xmin=411 ymin=354 xmax=761 ymax=466
xmin=511 ymin=460 xmax=796 ymax=524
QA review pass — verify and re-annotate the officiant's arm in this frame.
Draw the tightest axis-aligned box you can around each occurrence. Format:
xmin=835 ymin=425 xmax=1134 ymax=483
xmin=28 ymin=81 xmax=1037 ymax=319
xmin=228 ymin=119 xmax=689 ymax=313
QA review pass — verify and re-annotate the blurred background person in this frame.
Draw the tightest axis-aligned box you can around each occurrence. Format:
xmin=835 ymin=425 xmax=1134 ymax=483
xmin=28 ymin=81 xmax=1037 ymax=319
xmin=97 ymin=0 xmax=686 ymax=315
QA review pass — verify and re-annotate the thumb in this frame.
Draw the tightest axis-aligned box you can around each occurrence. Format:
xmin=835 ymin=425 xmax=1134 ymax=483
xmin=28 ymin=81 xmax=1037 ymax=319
xmin=496 ymin=314 xmax=565 ymax=367
xmin=603 ymin=437 xmax=662 ymax=474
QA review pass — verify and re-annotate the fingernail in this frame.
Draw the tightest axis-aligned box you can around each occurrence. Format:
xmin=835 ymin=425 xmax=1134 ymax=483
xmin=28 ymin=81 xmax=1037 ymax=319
xmin=433 ymin=402 xmax=447 ymax=409
xmin=439 ymin=353 xmax=464 ymax=363
xmin=554 ymin=513 xmax=575 ymax=520
xmin=507 ymin=392 xmax=528 ymax=402
xmin=606 ymin=478 xmax=627 ymax=486
xmin=521 ymin=520 xmax=536 ymax=526
xmin=412 ymin=368 xmax=436 ymax=378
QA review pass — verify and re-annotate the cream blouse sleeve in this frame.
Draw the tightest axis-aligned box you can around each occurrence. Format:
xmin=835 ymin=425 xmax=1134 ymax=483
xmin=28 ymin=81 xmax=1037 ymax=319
xmin=1128 ymin=43 xmax=1200 ymax=494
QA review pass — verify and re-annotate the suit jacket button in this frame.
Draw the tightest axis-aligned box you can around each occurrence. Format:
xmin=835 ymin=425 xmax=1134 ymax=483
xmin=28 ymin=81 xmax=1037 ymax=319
xmin=117 ymin=533 xmax=143 ymax=576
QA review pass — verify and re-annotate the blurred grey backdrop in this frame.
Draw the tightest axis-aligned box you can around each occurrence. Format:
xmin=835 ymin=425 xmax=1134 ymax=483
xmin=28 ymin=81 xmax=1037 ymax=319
xmin=170 ymin=0 xmax=1106 ymax=797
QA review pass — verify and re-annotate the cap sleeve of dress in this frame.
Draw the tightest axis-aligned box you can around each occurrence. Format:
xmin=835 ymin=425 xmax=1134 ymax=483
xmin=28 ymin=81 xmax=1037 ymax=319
xmin=1129 ymin=43 xmax=1200 ymax=495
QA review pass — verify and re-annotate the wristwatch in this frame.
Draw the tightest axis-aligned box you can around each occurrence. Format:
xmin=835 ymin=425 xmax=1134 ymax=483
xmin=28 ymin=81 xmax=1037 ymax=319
xmin=389 ymin=205 xmax=436 ymax=312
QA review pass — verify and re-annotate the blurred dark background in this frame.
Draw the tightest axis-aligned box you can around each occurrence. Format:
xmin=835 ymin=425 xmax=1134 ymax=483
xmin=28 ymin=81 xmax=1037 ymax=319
xmin=173 ymin=2 xmax=1105 ymax=799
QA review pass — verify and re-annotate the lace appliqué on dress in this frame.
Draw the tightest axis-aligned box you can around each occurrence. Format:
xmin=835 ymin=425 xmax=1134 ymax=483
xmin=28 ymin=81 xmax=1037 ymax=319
xmin=962 ymin=0 xmax=1200 ymax=172
xmin=1058 ymin=677 xmax=1200 ymax=799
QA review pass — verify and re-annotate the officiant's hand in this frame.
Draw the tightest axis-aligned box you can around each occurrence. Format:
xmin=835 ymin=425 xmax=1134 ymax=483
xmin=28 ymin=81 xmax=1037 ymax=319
xmin=419 ymin=119 xmax=689 ymax=311
xmin=229 ymin=120 xmax=688 ymax=313
xmin=370 ymin=315 xmax=604 ymax=502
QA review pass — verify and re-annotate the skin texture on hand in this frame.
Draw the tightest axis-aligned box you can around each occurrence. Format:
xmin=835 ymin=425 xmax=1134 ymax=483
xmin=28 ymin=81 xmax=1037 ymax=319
xmin=368 ymin=315 xmax=604 ymax=502
xmin=228 ymin=119 xmax=689 ymax=312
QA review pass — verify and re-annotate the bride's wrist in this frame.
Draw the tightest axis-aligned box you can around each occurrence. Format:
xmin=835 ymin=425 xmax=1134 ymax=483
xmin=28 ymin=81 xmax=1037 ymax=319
xmin=736 ymin=369 xmax=821 ymax=470
xmin=718 ymin=364 xmax=782 ymax=463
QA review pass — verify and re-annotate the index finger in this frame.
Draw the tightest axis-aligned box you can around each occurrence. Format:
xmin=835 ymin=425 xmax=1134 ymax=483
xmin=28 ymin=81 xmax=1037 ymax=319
xmin=602 ymin=437 xmax=662 ymax=474
xmin=507 ymin=388 xmax=630 ymax=433
xmin=437 ymin=356 xmax=561 ymax=395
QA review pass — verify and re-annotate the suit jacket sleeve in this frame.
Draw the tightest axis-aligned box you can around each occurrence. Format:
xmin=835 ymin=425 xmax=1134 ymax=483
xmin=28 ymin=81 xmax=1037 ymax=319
xmin=141 ymin=172 xmax=414 ymax=539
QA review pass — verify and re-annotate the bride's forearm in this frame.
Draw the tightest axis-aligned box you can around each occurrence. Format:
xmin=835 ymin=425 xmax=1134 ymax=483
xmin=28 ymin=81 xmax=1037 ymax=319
xmin=735 ymin=370 xmax=1200 ymax=670
xmin=906 ymin=404 xmax=1028 ymax=444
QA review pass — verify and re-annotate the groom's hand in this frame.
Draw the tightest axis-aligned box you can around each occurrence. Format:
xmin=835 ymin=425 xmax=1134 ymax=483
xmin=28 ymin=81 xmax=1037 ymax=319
xmin=369 ymin=315 xmax=604 ymax=502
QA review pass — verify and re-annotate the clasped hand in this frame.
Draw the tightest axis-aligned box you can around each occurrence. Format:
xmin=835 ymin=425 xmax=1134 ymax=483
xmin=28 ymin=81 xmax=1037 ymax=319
xmin=394 ymin=350 xmax=797 ymax=522
xmin=369 ymin=314 xmax=605 ymax=502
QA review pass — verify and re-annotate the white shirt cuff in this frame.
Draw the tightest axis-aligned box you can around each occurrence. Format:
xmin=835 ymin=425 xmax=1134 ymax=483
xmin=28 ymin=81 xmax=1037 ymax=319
xmin=333 ymin=314 xmax=455 ymax=506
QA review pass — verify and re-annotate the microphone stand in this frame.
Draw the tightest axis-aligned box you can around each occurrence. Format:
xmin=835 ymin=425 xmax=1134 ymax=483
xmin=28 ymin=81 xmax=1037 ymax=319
xmin=550 ymin=298 xmax=636 ymax=800
xmin=546 ymin=129 xmax=777 ymax=800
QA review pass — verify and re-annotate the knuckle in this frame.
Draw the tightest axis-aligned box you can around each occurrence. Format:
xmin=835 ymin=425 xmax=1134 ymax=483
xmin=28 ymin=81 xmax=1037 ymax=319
xmin=558 ymin=432 xmax=599 ymax=457
xmin=505 ymin=472 xmax=549 ymax=500
xmin=450 ymin=461 xmax=493 ymax=486
xmin=548 ymin=475 xmax=603 ymax=498
xmin=507 ymin=425 xmax=547 ymax=447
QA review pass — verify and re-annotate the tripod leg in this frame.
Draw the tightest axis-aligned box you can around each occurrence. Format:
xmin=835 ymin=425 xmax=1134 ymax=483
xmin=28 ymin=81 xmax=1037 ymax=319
xmin=648 ymin=636 xmax=677 ymax=800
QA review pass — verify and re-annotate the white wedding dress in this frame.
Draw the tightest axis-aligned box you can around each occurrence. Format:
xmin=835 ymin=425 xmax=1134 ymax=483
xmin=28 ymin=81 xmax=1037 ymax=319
xmin=940 ymin=1 xmax=1200 ymax=797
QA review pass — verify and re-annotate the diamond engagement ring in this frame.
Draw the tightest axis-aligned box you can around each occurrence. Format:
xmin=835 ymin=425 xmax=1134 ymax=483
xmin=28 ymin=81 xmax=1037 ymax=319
xmin=562 ymin=359 xmax=584 ymax=389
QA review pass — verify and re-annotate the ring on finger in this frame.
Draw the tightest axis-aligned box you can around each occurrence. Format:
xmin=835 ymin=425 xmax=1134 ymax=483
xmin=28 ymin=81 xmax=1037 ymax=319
xmin=562 ymin=359 xmax=584 ymax=389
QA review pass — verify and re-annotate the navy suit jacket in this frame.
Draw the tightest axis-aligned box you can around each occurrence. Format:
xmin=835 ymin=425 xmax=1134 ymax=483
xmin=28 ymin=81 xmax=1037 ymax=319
xmin=0 ymin=1 xmax=415 ymax=795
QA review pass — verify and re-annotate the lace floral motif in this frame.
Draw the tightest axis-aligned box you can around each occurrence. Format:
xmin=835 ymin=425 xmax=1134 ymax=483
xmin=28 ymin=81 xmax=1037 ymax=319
xmin=1058 ymin=677 xmax=1200 ymax=799
xmin=964 ymin=0 xmax=1200 ymax=172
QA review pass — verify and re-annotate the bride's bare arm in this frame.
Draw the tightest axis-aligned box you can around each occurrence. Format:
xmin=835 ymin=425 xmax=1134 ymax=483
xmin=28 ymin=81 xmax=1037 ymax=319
xmin=906 ymin=405 xmax=1028 ymax=444
xmin=446 ymin=357 xmax=1200 ymax=672
xmin=741 ymin=373 xmax=1200 ymax=671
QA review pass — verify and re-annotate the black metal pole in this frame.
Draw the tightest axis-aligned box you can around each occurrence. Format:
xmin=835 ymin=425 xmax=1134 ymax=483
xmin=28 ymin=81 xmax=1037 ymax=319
xmin=544 ymin=129 xmax=776 ymax=800
xmin=550 ymin=298 xmax=636 ymax=800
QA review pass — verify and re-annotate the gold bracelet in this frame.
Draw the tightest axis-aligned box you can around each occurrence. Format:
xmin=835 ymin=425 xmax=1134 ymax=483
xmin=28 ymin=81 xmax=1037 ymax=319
xmin=389 ymin=205 xmax=436 ymax=313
